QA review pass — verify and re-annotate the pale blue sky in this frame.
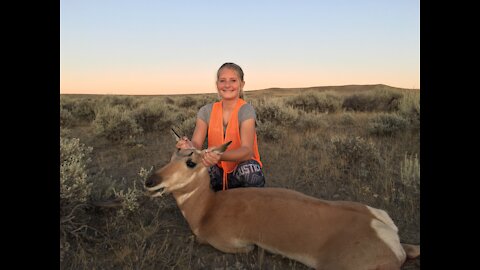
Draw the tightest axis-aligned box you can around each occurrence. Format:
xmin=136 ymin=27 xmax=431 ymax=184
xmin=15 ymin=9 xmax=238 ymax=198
xmin=60 ymin=0 xmax=420 ymax=95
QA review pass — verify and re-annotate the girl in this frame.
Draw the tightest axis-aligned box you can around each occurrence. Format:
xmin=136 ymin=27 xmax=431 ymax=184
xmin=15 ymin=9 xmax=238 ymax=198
xmin=176 ymin=62 xmax=265 ymax=191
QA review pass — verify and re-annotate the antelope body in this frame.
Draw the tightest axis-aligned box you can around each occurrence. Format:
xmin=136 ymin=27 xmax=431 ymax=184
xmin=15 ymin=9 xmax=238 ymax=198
xmin=145 ymin=141 xmax=420 ymax=270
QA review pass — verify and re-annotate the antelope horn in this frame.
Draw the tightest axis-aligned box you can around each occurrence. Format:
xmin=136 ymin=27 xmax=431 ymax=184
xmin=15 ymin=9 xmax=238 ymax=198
xmin=212 ymin=141 xmax=232 ymax=154
xmin=171 ymin=128 xmax=182 ymax=141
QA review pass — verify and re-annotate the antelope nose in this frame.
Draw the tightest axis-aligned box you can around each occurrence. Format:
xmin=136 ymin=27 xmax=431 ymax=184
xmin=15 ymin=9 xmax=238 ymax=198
xmin=145 ymin=174 xmax=161 ymax=188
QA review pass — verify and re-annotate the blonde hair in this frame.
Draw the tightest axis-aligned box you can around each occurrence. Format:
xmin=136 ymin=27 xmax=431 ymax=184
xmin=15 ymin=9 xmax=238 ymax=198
xmin=217 ymin=62 xmax=245 ymax=99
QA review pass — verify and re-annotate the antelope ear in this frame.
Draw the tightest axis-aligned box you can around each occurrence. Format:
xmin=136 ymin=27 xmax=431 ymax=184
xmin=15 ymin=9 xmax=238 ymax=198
xmin=212 ymin=141 xmax=232 ymax=154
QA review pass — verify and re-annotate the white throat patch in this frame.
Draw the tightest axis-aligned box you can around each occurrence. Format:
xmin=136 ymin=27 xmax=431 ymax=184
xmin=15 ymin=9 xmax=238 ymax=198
xmin=176 ymin=186 xmax=200 ymax=206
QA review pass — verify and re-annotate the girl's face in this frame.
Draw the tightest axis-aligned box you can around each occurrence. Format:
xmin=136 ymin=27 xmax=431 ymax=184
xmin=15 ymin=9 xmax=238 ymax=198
xmin=216 ymin=68 xmax=244 ymax=100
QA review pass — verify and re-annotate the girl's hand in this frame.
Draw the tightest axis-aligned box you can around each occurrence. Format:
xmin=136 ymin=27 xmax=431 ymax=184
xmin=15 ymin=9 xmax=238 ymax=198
xmin=202 ymin=148 xmax=222 ymax=167
xmin=176 ymin=136 xmax=194 ymax=149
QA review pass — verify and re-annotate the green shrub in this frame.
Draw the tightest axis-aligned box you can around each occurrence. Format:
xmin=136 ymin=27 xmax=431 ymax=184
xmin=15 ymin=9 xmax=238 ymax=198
xmin=339 ymin=112 xmax=355 ymax=126
xmin=60 ymin=95 xmax=74 ymax=110
xmin=171 ymin=106 xmax=197 ymax=123
xmin=368 ymin=113 xmax=408 ymax=135
xmin=99 ymin=95 xmax=138 ymax=110
xmin=342 ymin=94 xmax=370 ymax=111
xmin=294 ymin=111 xmax=326 ymax=130
xmin=253 ymin=98 xmax=298 ymax=126
xmin=112 ymin=180 xmax=143 ymax=217
xmin=93 ymin=106 xmax=143 ymax=142
xmin=70 ymin=98 xmax=96 ymax=122
xmin=286 ymin=91 xmax=342 ymax=113
xmin=60 ymin=127 xmax=72 ymax=138
xmin=256 ymin=120 xmax=285 ymax=142
xmin=372 ymin=88 xmax=403 ymax=110
xmin=60 ymin=106 xmax=74 ymax=127
xmin=342 ymin=88 xmax=403 ymax=112
xmin=60 ymin=136 xmax=94 ymax=263
xmin=175 ymin=116 xmax=197 ymax=138
xmin=60 ymin=96 xmax=75 ymax=127
xmin=285 ymin=92 xmax=317 ymax=112
xmin=110 ymin=167 xmax=152 ymax=217
xmin=300 ymin=132 xmax=326 ymax=150
xmin=60 ymin=137 xmax=93 ymax=206
xmin=132 ymin=102 xmax=175 ymax=132
xmin=177 ymin=96 xmax=197 ymax=108
xmin=398 ymin=90 xmax=420 ymax=126
xmin=197 ymin=95 xmax=218 ymax=108
xmin=329 ymin=135 xmax=382 ymax=180
xmin=164 ymin=96 xmax=175 ymax=104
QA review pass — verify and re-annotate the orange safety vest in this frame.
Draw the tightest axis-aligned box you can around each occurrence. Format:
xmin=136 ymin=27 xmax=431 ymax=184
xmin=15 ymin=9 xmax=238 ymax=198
xmin=207 ymin=98 xmax=262 ymax=190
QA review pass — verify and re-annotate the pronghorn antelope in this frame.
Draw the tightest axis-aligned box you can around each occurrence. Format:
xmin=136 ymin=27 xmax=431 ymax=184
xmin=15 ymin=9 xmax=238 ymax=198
xmin=145 ymin=136 xmax=420 ymax=270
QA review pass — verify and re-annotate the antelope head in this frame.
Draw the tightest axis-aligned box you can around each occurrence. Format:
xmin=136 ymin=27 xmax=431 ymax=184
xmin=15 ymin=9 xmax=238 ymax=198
xmin=144 ymin=129 xmax=231 ymax=197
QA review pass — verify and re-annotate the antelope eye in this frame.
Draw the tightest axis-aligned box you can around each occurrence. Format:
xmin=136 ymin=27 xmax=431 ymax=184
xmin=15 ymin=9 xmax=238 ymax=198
xmin=186 ymin=159 xmax=197 ymax=168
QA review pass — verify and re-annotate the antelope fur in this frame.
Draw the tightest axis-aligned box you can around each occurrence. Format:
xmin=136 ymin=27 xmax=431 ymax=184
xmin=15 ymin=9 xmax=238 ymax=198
xmin=145 ymin=142 xmax=419 ymax=270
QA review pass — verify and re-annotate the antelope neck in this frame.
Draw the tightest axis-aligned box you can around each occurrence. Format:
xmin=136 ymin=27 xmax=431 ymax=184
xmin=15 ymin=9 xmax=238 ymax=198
xmin=172 ymin=169 xmax=215 ymax=228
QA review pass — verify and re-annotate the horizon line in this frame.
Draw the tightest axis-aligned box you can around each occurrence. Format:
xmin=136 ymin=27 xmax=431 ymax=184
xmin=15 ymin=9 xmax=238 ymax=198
xmin=60 ymin=83 xmax=420 ymax=96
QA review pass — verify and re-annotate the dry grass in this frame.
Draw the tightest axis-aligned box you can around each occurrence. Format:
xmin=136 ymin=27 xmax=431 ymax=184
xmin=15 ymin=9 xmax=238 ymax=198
xmin=60 ymin=84 xmax=420 ymax=269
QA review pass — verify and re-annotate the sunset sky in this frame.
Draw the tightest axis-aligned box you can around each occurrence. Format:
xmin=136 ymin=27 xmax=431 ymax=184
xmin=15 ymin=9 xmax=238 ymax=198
xmin=60 ymin=0 xmax=419 ymax=95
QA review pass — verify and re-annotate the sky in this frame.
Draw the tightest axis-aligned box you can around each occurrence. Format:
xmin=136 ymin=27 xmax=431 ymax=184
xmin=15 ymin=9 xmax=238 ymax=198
xmin=60 ymin=0 xmax=420 ymax=95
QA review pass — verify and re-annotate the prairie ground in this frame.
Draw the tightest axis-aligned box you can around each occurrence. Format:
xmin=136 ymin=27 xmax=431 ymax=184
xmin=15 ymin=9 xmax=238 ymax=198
xmin=60 ymin=84 xmax=420 ymax=269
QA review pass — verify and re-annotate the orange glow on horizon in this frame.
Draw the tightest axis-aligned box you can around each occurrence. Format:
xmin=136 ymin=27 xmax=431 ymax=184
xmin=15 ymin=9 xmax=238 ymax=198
xmin=60 ymin=68 xmax=419 ymax=95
